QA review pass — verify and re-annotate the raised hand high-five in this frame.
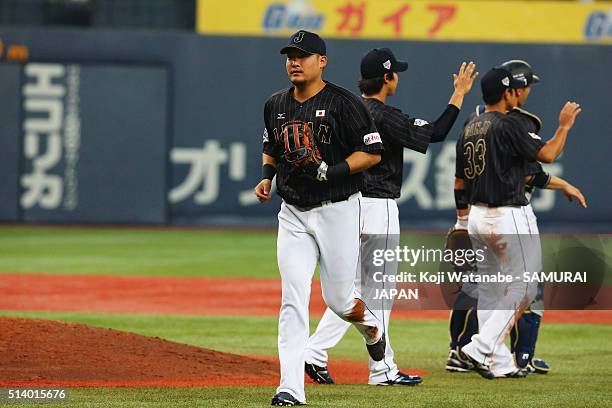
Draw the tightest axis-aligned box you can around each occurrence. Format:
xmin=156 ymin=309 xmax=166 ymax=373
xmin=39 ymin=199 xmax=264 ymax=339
xmin=454 ymin=61 xmax=479 ymax=96
xmin=449 ymin=61 xmax=479 ymax=109
xmin=558 ymin=101 xmax=582 ymax=130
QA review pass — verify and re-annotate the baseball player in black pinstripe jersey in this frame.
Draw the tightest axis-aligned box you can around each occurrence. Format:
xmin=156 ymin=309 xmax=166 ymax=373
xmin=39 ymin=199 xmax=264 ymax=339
xmin=255 ymin=31 xmax=386 ymax=406
xmin=455 ymin=67 xmax=581 ymax=379
xmin=446 ymin=60 xmax=586 ymax=376
xmin=304 ymin=48 xmax=478 ymax=386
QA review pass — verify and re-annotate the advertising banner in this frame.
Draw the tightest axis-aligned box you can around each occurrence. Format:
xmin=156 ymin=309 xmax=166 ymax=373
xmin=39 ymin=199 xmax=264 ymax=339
xmin=19 ymin=63 xmax=169 ymax=224
xmin=197 ymin=0 xmax=612 ymax=44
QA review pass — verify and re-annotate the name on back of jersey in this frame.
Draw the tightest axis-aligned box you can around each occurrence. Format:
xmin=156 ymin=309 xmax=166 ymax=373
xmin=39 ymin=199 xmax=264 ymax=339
xmin=464 ymin=120 xmax=491 ymax=138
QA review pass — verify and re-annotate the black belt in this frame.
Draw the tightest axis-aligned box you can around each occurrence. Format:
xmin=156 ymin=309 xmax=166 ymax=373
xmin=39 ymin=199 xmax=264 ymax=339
xmin=473 ymin=202 xmax=525 ymax=208
xmin=293 ymin=193 xmax=355 ymax=212
xmin=473 ymin=202 xmax=500 ymax=208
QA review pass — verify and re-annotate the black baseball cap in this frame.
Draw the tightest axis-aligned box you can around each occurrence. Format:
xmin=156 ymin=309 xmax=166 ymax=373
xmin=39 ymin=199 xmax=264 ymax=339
xmin=481 ymin=67 xmax=526 ymax=101
xmin=280 ymin=30 xmax=326 ymax=56
xmin=360 ymin=48 xmax=408 ymax=79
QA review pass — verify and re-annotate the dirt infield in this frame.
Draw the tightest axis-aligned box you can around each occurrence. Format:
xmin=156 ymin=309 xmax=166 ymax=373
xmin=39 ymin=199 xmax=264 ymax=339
xmin=1 ymin=273 xmax=610 ymax=324
xmin=0 ymin=317 xmax=408 ymax=387
xmin=0 ymin=273 xmax=608 ymax=388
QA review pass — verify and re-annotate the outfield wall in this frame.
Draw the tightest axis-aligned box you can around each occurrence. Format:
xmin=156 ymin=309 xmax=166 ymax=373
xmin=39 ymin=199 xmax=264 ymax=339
xmin=0 ymin=28 xmax=610 ymax=230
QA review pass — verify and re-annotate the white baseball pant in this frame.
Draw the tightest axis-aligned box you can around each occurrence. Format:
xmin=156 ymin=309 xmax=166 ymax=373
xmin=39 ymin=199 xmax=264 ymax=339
xmin=304 ymin=197 xmax=401 ymax=384
xmin=275 ymin=192 xmax=382 ymax=403
xmin=462 ymin=204 xmax=541 ymax=377
xmin=524 ymin=202 xmax=544 ymax=317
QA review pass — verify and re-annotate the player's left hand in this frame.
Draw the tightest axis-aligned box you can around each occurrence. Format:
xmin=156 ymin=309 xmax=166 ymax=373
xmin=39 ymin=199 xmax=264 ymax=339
xmin=453 ymin=61 xmax=479 ymax=95
xmin=563 ymin=184 xmax=587 ymax=208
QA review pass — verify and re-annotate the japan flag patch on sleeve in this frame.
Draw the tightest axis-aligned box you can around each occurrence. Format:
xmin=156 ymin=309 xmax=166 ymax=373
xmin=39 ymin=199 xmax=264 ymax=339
xmin=363 ymin=132 xmax=382 ymax=145
xmin=316 ymin=110 xmax=325 ymax=117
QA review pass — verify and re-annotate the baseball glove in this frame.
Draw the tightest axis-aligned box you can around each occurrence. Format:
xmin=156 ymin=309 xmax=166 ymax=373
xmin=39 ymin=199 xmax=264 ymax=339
xmin=440 ymin=227 xmax=475 ymax=307
xmin=445 ymin=227 xmax=474 ymax=273
xmin=281 ymin=121 xmax=322 ymax=168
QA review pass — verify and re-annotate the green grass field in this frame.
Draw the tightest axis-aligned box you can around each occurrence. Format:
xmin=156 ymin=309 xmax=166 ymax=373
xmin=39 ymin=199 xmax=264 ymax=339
xmin=2 ymin=226 xmax=609 ymax=280
xmin=1 ymin=226 xmax=611 ymax=407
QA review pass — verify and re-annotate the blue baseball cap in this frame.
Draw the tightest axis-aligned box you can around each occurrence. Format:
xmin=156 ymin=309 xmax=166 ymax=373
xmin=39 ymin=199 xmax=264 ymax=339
xmin=360 ymin=48 xmax=408 ymax=79
xmin=280 ymin=30 xmax=326 ymax=56
xmin=481 ymin=67 xmax=526 ymax=101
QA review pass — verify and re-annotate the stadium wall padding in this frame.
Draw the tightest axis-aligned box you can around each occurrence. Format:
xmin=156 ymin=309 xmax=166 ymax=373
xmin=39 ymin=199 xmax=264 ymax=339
xmin=0 ymin=28 xmax=610 ymax=230
xmin=0 ymin=65 xmax=21 ymax=222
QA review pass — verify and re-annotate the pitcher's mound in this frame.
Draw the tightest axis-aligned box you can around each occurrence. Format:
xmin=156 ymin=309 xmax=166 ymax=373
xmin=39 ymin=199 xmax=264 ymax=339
xmin=1 ymin=318 xmax=424 ymax=387
xmin=0 ymin=317 xmax=280 ymax=387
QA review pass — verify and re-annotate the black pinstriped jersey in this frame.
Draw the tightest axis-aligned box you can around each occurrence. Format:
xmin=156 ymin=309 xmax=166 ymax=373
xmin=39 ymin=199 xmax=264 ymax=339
xmin=262 ymin=81 xmax=383 ymax=207
xmin=361 ymin=98 xmax=433 ymax=199
xmin=471 ymin=106 xmax=546 ymax=195
xmin=509 ymin=108 xmax=544 ymax=177
xmin=455 ymin=111 xmax=545 ymax=207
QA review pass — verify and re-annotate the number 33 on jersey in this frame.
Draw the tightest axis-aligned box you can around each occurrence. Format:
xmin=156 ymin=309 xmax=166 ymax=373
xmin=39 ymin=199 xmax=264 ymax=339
xmin=455 ymin=111 xmax=545 ymax=207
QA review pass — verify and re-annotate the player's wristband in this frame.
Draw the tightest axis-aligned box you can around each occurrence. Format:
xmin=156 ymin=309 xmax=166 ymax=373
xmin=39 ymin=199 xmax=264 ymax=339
xmin=262 ymin=164 xmax=277 ymax=181
xmin=454 ymin=215 xmax=469 ymax=230
xmin=322 ymin=161 xmax=350 ymax=181
xmin=526 ymin=171 xmax=550 ymax=189
xmin=430 ymin=105 xmax=460 ymax=142
xmin=454 ymin=189 xmax=469 ymax=210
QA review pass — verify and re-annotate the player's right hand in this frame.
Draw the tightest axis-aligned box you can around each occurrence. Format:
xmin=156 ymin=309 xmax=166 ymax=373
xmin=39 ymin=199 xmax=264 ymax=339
xmin=563 ymin=183 xmax=587 ymax=208
xmin=255 ymin=179 xmax=272 ymax=203
xmin=558 ymin=102 xmax=582 ymax=129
